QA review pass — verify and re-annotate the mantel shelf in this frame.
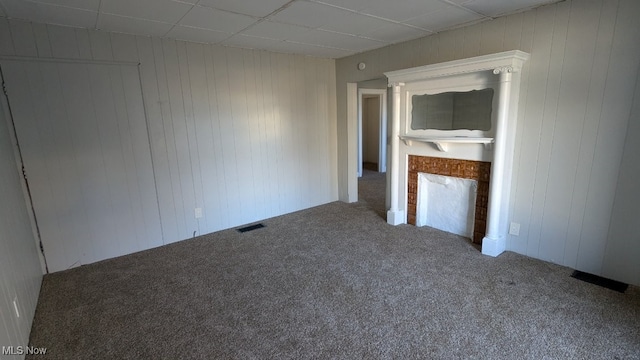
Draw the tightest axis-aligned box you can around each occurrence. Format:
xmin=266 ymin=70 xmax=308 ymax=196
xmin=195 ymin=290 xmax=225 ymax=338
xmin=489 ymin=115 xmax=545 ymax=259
xmin=399 ymin=135 xmax=494 ymax=152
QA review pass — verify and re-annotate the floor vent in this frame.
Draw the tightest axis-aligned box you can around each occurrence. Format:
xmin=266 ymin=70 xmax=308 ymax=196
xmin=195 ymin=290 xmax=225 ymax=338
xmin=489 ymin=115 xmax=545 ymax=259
xmin=237 ymin=223 xmax=265 ymax=233
xmin=571 ymin=270 xmax=628 ymax=293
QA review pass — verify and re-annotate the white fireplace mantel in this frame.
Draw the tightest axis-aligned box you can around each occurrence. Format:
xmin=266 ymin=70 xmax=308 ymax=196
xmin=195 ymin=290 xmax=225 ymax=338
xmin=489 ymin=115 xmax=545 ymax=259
xmin=399 ymin=135 xmax=494 ymax=152
xmin=384 ymin=50 xmax=530 ymax=257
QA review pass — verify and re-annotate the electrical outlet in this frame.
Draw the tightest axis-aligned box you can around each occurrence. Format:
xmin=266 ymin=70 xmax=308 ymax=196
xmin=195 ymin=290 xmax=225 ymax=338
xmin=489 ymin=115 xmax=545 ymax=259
xmin=509 ymin=222 xmax=521 ymax=236
xmin=195 ymin=207 xmax=203 ymax=219
xmin=13 ymin=297 xmax=20 ymax=318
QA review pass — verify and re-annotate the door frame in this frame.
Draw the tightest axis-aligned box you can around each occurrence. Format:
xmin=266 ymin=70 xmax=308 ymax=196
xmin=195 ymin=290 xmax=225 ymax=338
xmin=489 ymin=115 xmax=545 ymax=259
xmin=357 ymin=88 xmax=387 ymax=176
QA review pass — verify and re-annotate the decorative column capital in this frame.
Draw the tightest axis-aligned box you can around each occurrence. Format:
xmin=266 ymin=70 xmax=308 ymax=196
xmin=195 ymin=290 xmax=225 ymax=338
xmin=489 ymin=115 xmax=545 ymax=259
xmin=387 ymin=82 xmax=405 ymax=88
xmin=492 ymin=66 xmax=514 ymax=75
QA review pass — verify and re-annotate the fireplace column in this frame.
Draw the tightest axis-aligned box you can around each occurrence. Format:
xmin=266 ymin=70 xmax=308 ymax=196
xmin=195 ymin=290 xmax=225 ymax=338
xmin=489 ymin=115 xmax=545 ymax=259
xmin=387 ymin=82 xmax=405 ymax=225
xmin=482 ymin=66 xmax=514 ymax=256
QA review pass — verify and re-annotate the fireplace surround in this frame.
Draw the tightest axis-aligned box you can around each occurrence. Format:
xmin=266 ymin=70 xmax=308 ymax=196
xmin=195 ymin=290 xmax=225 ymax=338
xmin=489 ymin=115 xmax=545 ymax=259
xmin=407 ymin=155 xmax=490 ymax=244
xmin=384 ymin=50 xmax=529 ymax=257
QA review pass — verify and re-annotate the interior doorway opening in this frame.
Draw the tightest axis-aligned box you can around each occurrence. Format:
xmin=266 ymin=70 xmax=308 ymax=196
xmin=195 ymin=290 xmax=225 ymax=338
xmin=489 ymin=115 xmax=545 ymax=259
xmin=357 ymin=88 xmax=387 ymax=178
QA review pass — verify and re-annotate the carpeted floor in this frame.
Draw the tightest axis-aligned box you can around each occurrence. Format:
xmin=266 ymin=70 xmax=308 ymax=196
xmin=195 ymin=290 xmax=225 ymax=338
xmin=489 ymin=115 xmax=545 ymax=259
xmin=27 ymin=170 xmax=640 ymax=359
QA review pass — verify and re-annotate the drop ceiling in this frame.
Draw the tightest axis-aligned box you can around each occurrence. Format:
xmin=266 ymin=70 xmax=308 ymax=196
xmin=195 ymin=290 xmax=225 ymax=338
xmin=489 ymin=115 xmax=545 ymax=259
xmin=0 ymin=0 xmax=560 ymax=59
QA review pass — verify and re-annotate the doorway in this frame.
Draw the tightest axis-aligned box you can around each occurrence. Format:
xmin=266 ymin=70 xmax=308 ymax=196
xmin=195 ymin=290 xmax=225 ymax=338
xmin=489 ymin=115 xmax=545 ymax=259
xmin=357 ymin=88 xmax=387 ymax=177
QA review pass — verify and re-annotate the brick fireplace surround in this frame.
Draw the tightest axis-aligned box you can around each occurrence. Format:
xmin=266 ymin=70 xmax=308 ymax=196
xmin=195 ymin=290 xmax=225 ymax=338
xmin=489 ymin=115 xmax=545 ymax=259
xmin=407 ymin=155 xmax=491 ymax=244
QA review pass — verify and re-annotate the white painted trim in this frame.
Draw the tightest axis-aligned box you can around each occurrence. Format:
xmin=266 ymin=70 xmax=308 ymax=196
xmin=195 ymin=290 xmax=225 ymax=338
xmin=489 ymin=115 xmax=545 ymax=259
xmin=481 ymin=234 xmax=506 ymax=257
xmin=387 ymin=82 xmax=405 ymax=225
xmin=384 ymin=50 xmax=529 ymax=83
xmin=346 ymin=83 xmax=358 ymax=203
xmin=357 ymin=91 xmax=363 ymax=178
xmin=379 ymin=90 xmax=388 ymax=173
xmin=387 ymin=209 xmax=405 ymax=225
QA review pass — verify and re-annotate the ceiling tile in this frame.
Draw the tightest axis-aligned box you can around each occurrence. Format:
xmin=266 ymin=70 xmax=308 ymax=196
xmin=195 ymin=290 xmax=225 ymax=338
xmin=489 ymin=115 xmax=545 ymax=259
xmin=165 ymin=25 xmax=231 ymax=43
xmin=462 ymin=0 xmax=554 ymax=17
xmin=273 ymin=41 xmax=353 ymax=58
xmin=270 ymin=1 xmax=352 ymax=29
xmin=310 ymin=0 xmax=370 ymax=12
xmin=1 ymin=0 xmax=97 ymax=28
xmin=198 ymin=0 xmax=291 ymax=17
xmin=241 ymin=21 xmax=310 ymax=41
xmin=360 ymin=0 xmax=450 ymax=22
xmin=180 ymin=5 xmax=257 ymax=33
xmin=97 ymin=13 xmax=174 ymax=37
xmin=287 ymin=29 xmax=384 ymax=52
xmin=361 ymin=23 xmax=430 ymax=43
xmin=319 ymin=12 xmax=394 ymax=36
xmin=406 ymin=4 xmax=484 ymax=32
xmin=221 ymin=34 xmax=283 ymax=50
xmin=27 ymin=0 xmax=101 ymax=11
xmin=101 ymin=0 xmax=192 ymax=23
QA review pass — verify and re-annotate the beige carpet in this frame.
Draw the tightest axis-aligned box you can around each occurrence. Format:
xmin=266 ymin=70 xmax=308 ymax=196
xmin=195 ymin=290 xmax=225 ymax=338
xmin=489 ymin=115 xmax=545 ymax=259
xmin=27 ymin=170 xmax=640 ymax=359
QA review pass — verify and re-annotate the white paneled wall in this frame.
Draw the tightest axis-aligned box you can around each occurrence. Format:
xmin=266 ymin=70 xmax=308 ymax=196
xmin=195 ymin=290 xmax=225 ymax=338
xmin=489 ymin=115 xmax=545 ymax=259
xmin=0 ymin=84 xmax=42 ymax=355
xmin=0 ymin=18 xmax=338 ymax=251
xmin=1 ymin=59 xmax=163 ymax=272
xmin=336 ymin=0 xmax=640 ymax=285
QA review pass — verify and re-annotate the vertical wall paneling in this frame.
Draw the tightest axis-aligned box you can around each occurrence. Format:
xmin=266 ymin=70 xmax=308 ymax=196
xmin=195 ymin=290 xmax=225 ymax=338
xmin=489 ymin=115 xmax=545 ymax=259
xmin=47 ymin=25 xmax=80 ymax=59
xmin=136 ymin=35 xmax=175 ymax=243
xmin=176 ymin=40 xmax=203 ymax=235
xmin=258 ymin=52 xmax=277 ymax=216
xmin=1 ymin=18 xmax=337 ymax=270
xmin=274 ymin=53 xmax=293 ymax=207
xmin=538 ymin=0 xmax=601 ymax=264
xmin=268 ymin=52 xmax=285 ymax=214
xmin=227 ymin=47 xmax=253 ymax=224
xmin=88 ymin=29 xmax=113 ymax=61
xmin=506 ymin=11 xmax=535 ymax=256
xmin=479 ymin=17 xmax=505 ymax=56
xmin=562 ymin=2 xmax=616 ymax=268
xmin=602 ymin=69 xmax=640 ymax=285
xmin=75 ymin=28 xmax=92 ymax=59
xmin=31 ymin=22 xmax=52 ymax=58
xmin=577 ymin=0 xmax=640 ymax=275
xmin=243 ymin=49 xmax=266 ymax=220
xmin=110 ymin=33 xmax=139 ymax=63
xmin=0 ymin=66 xmax=43 ymax=355
xmin=1 ymin=58 xmax=162 ymax=271
xmin=528 ymin=2 xmax=570 ymax=261
xmin=335 ymin=0 xmax=640 ymax=284
xmin=253 ymin=51 xmax=269 ymax=218
xmin=204 ymin=44 xmax=230 ymax=229
xmin=8 ymin=19 xmax=37 ymax=57
xmin=162 ymin=39 xmax=198 ymax=238
xmin=212 ymin=45 xmax=241 ymax=227
xmin=0 ymin=18 xmax=14 ymax=55
xmin=186 ymin=42 xmax=213 ymax=232
xmin=152 ymin=37 xmax=187 ymax=241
